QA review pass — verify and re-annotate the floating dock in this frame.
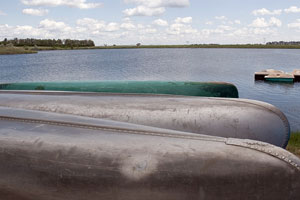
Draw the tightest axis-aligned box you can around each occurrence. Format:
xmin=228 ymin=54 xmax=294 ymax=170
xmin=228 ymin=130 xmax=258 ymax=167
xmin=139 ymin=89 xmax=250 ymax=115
xmin=254 ymin=69 xmax=284 ymax=80
xmin=255 ymin=69 xmax=300 ymax=82
xmin=292 ymin=69 xmax=300 ymax=82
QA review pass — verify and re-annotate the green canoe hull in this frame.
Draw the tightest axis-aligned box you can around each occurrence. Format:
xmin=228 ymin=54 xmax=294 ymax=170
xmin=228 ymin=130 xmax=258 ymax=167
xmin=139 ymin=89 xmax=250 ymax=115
xmin=0 ymin=81 xmax=239 ymax=98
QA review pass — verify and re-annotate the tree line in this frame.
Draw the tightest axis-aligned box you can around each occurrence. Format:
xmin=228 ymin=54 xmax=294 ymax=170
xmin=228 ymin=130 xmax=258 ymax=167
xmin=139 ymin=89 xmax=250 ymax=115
xmin=0 ymin=38 xmax=95 ymax=47
xmin=266 ymin=41 xmax=300 ymax=45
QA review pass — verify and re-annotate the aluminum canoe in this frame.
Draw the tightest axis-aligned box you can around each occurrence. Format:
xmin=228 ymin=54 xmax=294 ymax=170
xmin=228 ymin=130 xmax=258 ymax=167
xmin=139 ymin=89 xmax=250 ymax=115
xmin=0 ymin=107 xmax=299 ymax=200
xmin=0 ymin=91 xmax=290 ymax=148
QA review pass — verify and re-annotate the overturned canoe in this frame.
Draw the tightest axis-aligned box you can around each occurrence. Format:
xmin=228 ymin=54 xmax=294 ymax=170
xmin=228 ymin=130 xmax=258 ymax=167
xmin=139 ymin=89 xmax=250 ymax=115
xmin=0 ymin=91 xmax=290 ymax=148
xmin=0 ymin=81 xmax=239 ymax=98
xmin=0 ymin=107 xmax=299 ymax=200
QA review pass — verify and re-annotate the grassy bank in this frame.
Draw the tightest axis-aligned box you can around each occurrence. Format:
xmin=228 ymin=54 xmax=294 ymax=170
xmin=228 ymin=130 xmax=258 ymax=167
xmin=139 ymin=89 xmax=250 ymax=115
xmin=0 ymin=46 xmax=37 ymax=55
xmin=287 ymin=132 xmax=300 ymax=157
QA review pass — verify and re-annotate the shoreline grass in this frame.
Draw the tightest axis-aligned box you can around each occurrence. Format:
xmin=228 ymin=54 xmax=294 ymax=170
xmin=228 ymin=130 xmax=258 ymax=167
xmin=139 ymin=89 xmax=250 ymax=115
xmin=0 ymin=46 xmax=37 ymax=55
xmin=287 ymin=132 xmax=300 ymax=157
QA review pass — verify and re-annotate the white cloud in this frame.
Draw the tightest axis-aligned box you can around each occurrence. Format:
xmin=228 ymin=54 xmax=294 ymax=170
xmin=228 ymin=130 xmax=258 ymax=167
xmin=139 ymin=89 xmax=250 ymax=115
xmin=105 ymin=23 xmax=119 ymax=32
xmin=250 ymin=17 xmax=281 ymax=28
xmin=139 ymin=27 xmax=157 ymax=34
xmin=121 ymin=22 xmax=136 ymax=30
xmin=229 ymin=27 xmax=277 ymax=38
xmin=215 ymin=16 xmax=227 ymax=20
xmin=269 ymin=17 xmax=282 ymax=27
xmin=0 ymin=10 xmax=7 ymax=16
xmin=251 ymin=27 xmax=276 ymax=35
xmin=234 ymin=20 xmax=241 ymax=24
xmin=218 ymin=25 xmax=233 ymax=31
xmin=167 ymin=22 xmax=197 ymax=35
xmin=77 ymin=18 xmax=104 ymax=30
xmin=0 ymin=16 xmax=285 ymax=45
xmin=200 ymin=28 xmax=223 ymax=36
xmin=76 ymin=18 xmax=120 ymax=32
xmin=284 ymin=6 xmax=300 ymax=13
xmin=39 ymin=19 xmax=71 ymax=32
xmin=214 ymin=17 xmax=241 ymax=26
xmin=252 ymin=8 xmax=282 ymax=16
xmin=152 ymin=19 xmax=168 ymax=26
xmin=0 ymin=24 xmax=49 ymax=38
xmin=201 ymin=25 xmax=235 ymax=37
xmin=21 ymin=0 xmax=102 ymax=9
xmin=137 ymin=24 xmax=145 ymax=29
xmin=124 ymin=0 xmax=189 ymax=8
xmin=123 ymin=6 xmax=165 ymax=16
xmin=22 ymin=8 xmax=49 ymax=16
xmin=174 ymin=17 xmax=192 ymax=24
xmin=123 ymin=0 xmax=189 ymax=16
xmin=122 ymin=17 xmax=131 ymax=22
xmin=205 ymin=21 xmax=213 ymax=25
xmin=288 ymin=19 xmax=300 ymax=29
xmin=250 ymin=18 xmax=268 ymax=27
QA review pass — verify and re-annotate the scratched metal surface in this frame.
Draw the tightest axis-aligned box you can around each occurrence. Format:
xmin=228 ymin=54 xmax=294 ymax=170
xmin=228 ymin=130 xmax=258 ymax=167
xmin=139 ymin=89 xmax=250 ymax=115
xmin=0 ymin=91 xmax=290 ymax=148
xmin=0 ymin=107 xmax=299 ymax=200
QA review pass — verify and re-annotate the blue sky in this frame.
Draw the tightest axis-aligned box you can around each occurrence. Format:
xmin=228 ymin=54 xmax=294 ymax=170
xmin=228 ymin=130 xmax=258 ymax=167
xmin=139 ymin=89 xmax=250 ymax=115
xmin=1 ymin=0 xmax=300 ymax=45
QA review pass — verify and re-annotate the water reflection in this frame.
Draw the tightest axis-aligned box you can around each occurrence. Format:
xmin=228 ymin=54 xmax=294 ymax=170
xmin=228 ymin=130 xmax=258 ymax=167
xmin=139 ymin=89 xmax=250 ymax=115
xmin=254 ymin=80 xmax=295 ymax=89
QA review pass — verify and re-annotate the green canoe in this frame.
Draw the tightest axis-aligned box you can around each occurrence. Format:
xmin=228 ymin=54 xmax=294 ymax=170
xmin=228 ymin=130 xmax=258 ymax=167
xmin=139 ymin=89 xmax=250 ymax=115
xmin=0 ymin=81 xmax=239 ymax=98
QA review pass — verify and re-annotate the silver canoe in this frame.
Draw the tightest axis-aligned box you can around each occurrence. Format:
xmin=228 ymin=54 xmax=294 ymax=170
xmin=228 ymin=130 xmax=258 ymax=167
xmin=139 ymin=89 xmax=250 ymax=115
xmin=0 ymin=90 xmax=290 ymax=148
xmin=0 ymin=107 xmax=299 ymax=200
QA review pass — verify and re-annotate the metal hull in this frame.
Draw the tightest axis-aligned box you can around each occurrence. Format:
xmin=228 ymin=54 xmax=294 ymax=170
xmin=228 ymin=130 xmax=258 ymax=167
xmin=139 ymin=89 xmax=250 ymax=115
xmin=0 ymin=91 xmax=290 ymax=148
xmin=0 ymin=107 xmax=299 ymax=200
xmin=0 ymin=81 xmax=239 ymax=98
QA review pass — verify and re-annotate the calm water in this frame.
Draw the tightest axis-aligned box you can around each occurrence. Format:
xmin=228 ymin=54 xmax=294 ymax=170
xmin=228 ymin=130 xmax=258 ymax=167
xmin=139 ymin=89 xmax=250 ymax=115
xmin=0 ymin=48 xmax=299 ymax=131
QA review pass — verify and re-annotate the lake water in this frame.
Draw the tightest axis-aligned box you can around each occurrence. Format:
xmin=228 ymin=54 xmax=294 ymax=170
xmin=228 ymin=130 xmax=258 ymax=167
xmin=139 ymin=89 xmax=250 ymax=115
xmin=0 ymin=48 xmax=299 ymax=131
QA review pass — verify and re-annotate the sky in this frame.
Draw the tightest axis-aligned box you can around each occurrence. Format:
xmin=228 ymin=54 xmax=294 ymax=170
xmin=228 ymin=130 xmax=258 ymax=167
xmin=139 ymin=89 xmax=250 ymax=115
xmin=1 ymin=0 xmax=300 ymax=45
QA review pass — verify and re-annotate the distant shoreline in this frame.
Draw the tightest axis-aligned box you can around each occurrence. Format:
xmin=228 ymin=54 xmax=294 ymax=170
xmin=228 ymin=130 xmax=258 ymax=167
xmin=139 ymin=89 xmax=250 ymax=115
xmin=32 ymin=44 xmax=300 ymax=51
xmin=2 ymin=44 xmax=300 ymax=55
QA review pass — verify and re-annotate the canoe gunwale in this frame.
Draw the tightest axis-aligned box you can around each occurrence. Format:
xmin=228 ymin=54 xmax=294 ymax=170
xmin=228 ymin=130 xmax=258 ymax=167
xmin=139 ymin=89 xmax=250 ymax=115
xmin=226 ymin=138 xmax=300 ymax=171
xmin=0 ymin=114 xmax=224 ymax=144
